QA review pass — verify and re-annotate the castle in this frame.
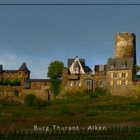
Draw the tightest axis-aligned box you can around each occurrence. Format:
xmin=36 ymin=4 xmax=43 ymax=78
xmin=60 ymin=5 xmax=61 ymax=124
xmin=0 ymin=32 xmax=139 ymax=98
xmin=62 ymin=32 xmax=138 ymax=96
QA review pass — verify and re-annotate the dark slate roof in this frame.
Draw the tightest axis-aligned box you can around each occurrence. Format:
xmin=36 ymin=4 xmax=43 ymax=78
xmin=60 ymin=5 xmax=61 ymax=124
xmin=68 ymin=57 xmax=85 ymax=68
xmin=68 ymin=56 xmax=92 ymax=73
xmin=3 ymin=70 xmax=18 ymax=73
xmin=30 ymin=79 xmax=50 ymax=82
xmin=94 ymin=65 xmax=107 ymax=72
xmin=19 ymin=63 xmax=30 ymax=72
xmin=85 ymin=66 xmax=92 ymax=73
xmin=107 ymin=57 xmax=134 ymax=70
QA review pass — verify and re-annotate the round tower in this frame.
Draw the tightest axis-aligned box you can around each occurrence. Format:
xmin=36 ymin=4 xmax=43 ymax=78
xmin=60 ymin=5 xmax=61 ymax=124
xmin=114 ymin=32 xmax=136 ymax=64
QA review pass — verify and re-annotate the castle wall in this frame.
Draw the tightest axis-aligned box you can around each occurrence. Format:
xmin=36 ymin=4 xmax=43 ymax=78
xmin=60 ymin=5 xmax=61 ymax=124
xmin=0 ymin=86 xmax=23 ymax=97
xmin=62 ymin=73 xmax=93 ymax=93
xmin=106 ymin=70 xmax=134 ymax=95
xmin=30 ymin=81 xmax=50 ymax=90
xmin=94 ymin=71 xmax=106 ymax=89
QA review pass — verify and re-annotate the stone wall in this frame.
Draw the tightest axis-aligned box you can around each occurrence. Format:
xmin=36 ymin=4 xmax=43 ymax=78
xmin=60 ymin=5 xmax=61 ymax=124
xmin=114 ymin=32 xmax=136 ymax=63
xmin=106 ymin=70 xmax=134 ymax=95
xmin=62 ymin=73 xmax=93 ymax=93
xmin=30 ymin=81 xmax=50 ymax=90
xmin=94 ymin=71 xmax=106 ymax=89
xmin=0 ymin=86 xmax=23 ymax=97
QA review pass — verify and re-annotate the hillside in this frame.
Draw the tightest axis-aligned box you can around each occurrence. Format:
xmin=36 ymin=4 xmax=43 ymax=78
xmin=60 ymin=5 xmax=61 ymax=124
xmin=0 ymin=91 xmax=140 ymax=132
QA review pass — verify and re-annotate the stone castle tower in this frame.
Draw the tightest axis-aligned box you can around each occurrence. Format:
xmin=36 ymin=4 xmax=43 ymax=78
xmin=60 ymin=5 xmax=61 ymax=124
xmin=114 ymin=32 xmax=136 ymax=64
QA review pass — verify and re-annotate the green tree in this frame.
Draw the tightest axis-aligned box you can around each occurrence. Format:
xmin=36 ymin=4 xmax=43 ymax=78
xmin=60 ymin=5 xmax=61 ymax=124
xmin=135 ymin=65 xmax=140 ymax=73
xmin=50 ymin=80 xmax=61 ymax=97
xmin=47 ymin=61 xmax=64 ymax=98
xmin=47 ymin=61 xmax=64 ymax=79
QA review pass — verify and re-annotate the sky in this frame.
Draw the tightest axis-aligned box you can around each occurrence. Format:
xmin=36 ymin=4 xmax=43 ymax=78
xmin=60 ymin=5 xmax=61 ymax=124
xmin=0 ymin=0 xmax=140 ymax=78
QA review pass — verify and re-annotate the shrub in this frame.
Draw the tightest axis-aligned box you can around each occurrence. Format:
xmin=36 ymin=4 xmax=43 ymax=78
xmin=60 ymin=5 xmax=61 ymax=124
xmin=2 ymin=79 xmax=10 ymax=86
xmin=50 ymin=80 xmax=61 ymax=97
xmin=34 ymin=98 xmax=47 ymax=109
xmin=24 ymin=94 xmax=48 ymax=109
xmin=13 ymin=90 xmax=19 ymax=97
xmin=89 ymin=92 xmax=98 ymax=98
xmin=0 ymin=79 xmax=21 ymax=86
xmin=89 ymin=88 xmax=110 ymax=98
xmin=11 ymin=79 xmax=21 ymax=86
xmin=24 ymin=94 xmax=36 ymax=107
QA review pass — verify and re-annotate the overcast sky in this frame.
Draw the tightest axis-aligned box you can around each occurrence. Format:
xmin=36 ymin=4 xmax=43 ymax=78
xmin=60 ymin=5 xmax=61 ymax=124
xmin=0 ymin=0 xmax=140 ymax=78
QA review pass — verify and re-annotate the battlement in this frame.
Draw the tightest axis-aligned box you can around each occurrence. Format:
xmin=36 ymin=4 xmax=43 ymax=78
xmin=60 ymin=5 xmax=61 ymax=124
xmin=115 ymin=32 xmax=135 ymax=44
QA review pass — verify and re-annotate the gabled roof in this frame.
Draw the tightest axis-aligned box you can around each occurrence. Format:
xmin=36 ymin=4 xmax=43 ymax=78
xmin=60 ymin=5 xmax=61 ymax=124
xmin=67 ymin=56 xmax=92 ymax=74
xmin=68 ymin=57 xmax=85 ymax=68
xmin=19 ymin=63 xmax=30 ymax=72
xmin=107 ymin=57 xmax=134 ymax=70
xmin=85 ymin=66 xmax=92 ymax=73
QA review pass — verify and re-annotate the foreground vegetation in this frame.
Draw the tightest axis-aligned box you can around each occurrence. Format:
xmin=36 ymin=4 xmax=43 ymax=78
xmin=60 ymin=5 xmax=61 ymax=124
xmin=1 ymin=89 xmax=140 ymax=133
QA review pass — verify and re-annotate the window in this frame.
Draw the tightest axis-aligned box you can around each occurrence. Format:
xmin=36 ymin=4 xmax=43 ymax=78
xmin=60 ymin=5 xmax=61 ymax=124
xmin=122 ymin=63 xmax=127 ymax=69
xmin=122 ymin=73 xmax=126 ymax=78
xmin=121 ymin=80 xmax=126 ymax=86
xmin=111 ymin=63 xmax=115 ymax=69
xmin=113 ymin=81 xmax=117 ymax=85
xmin=78 ymin=81 xmax=81 ymax=87
xmin=113 ymin=72 xmax=118 ymax=78
xmin=87 ymin=80 xmax=91 ymax=86
xmin=74 ymin=67 xmax=80 ymax=74
xmin=70 ymin=81 xmax=73 ymax=87
xmin=111 ymin=65 xmax=114 ymax=69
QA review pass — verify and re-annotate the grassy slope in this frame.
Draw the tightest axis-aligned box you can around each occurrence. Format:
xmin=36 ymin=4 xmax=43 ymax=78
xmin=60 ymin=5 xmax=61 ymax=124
xmin=0 ymin=93 xmax=140 ymax=131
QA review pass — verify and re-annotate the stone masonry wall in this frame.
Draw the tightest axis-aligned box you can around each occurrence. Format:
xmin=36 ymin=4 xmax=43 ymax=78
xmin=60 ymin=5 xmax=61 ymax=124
xmin=114 ymin=32 xmax=136 ymax=61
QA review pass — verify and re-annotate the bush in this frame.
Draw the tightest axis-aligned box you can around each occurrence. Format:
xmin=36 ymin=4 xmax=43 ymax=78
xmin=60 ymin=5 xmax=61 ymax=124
xmin=24 ymin=94 xmax=36 ymax=107
xmin=10 ymin=79 xmax=21 ymax=86
xmin=2 ymin=79 xmax=10 ymax=86
xmin=24 ymin=94 xmax=48 ymax=109
xmin=13 ymin=90 xmax=19 ymax=97
xmin=34 ymin=98 xmax=47 ymax=109
xmin=0 ymin=79 xmax=21 ymax=86
xmin=89 ymin=88 xmax=110 ymax=98
xmin=50 ymin=80 xmax=61 ymax=97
